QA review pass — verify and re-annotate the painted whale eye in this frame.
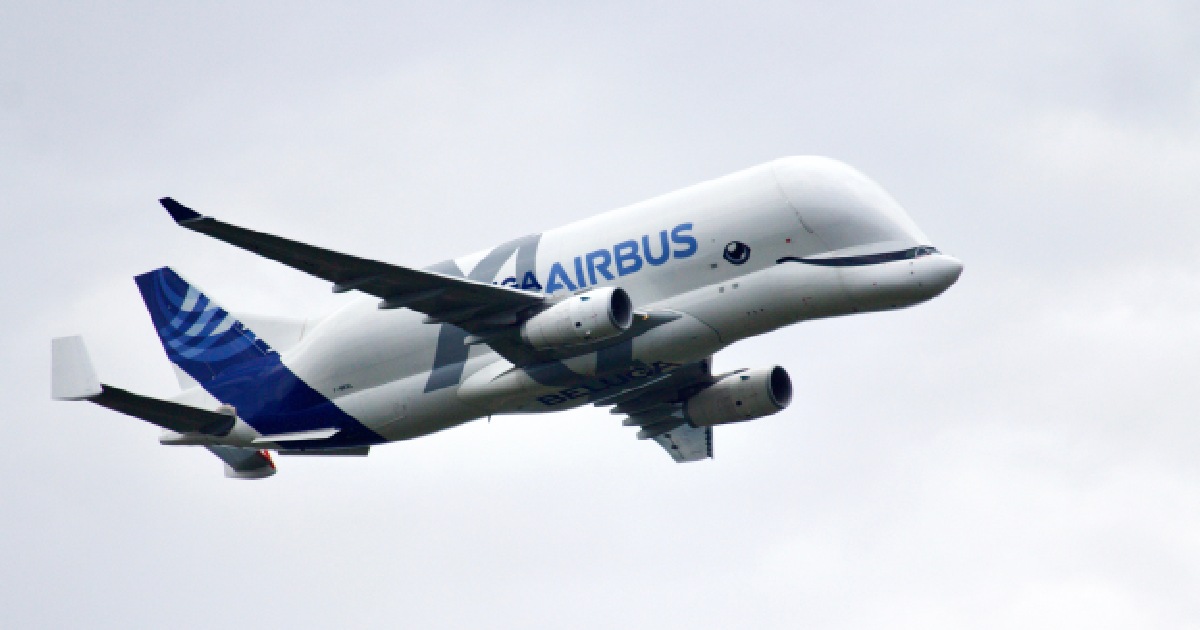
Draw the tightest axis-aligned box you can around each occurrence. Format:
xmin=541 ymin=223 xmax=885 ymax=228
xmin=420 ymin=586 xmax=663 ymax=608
xmin=723 ymin=241 xmax=751 ymax=265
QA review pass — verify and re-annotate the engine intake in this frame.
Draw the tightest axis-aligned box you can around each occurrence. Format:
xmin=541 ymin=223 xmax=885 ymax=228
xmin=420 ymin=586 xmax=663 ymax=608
xmin=685 ymin=366 xmax=792 ymax=427
xmin=521 ymin=287 xmax=634 ymax=350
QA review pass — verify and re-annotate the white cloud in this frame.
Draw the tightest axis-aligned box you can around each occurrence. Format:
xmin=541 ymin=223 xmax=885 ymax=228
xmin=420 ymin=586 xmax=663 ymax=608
xmin=3 ymin=1 xmax=1198 ymax=628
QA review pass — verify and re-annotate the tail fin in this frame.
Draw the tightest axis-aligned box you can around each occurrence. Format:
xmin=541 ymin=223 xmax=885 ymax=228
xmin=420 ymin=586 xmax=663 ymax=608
xmin=135 ymin=267 xmax=276 ymax=384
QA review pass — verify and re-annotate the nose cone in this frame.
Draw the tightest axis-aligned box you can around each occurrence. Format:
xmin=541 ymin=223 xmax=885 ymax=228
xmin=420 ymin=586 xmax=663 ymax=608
xmin=925 ymin=254 xmax=963 ymax=295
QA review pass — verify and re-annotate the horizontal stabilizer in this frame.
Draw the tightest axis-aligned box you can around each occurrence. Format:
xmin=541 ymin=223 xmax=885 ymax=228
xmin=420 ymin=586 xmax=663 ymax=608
xmin=90 ymin=385 xmax=236 ymax=435
xmin=52 ymin=336 xmax=235 ymax=434
xmin=279 ymin=446 xmax=370 ymax=456
xmin=54 ymin=336 xmax=278 ymax=479
xmin=52 ymin=336 xmax=102 ymax=401
xmin=252 ymin=427 xmax=340 ymax=443
xmin=207 ymin=445 xmax=276 ymax=479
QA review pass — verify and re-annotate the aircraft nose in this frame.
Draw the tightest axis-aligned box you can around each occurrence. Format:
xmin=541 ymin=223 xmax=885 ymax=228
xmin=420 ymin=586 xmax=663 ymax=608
xmin=929 ymin=254 xmax=964 ymax=291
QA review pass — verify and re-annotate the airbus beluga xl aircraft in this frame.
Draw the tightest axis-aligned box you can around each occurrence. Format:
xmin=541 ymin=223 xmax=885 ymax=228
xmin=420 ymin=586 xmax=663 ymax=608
xmin=52 ymin=157 xmax=962 ymax=478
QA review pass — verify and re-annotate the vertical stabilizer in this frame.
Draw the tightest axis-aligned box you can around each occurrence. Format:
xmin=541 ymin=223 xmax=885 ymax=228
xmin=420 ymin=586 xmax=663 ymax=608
xmin=134 ymin=267 xmax=276 ymax=384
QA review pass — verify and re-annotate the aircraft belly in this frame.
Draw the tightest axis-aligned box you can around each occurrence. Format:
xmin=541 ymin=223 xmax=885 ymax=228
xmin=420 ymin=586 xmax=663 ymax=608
xmin=456 ymin=313 xmax=722 ymax=414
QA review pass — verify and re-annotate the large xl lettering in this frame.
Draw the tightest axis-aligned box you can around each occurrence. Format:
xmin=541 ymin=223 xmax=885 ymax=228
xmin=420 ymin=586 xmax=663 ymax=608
xmin=427 ymin=233 xmax=541 ymax=392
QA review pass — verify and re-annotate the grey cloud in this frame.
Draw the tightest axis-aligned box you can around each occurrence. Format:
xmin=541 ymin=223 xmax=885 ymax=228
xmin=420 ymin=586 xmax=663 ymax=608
xmin=3 ymin=1 xmax=1198 ymax=628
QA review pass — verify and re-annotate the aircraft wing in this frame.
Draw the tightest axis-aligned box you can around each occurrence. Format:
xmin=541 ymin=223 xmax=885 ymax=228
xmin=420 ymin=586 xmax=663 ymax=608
xmin=593 ymin=359 xmax=717 ymax=463
xmin=652 ymin=425 xmax=713 ymax=463
xmin=159 ymin=198 xmax=545 ymax=332
xmin=206 ymin=446 xmax=277 ymax=480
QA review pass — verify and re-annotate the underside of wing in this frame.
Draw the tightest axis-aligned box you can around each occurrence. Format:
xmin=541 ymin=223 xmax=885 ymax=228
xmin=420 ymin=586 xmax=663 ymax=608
xmin=207 ymin=445 xmax=276 ymax=479
xmin=159 ymin=198 xmax=545 ymax=335
xmin=594 ymin=359 xmax=718 ymax=463
xmin=652 ymin=425 xmax=713 ymax=462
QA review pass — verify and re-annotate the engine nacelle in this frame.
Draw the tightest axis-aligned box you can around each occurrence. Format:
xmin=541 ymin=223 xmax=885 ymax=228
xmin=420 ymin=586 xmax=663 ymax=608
xmin=685 ymin=366 xmax=793 ymax=427
xmin=520 ymin=287 xmax=634 ymax=350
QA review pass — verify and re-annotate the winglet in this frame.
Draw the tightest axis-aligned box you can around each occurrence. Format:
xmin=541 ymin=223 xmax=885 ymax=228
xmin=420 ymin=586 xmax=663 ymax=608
xmin=159 ymin=197 xmax=202 ymax=223
xmin=52 ymin=336 xmax=103 ymax=401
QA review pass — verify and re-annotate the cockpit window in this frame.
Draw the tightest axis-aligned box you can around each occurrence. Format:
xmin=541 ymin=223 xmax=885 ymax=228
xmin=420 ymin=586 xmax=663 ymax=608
xmin=913 ymin=246 xmax=939 ymax=257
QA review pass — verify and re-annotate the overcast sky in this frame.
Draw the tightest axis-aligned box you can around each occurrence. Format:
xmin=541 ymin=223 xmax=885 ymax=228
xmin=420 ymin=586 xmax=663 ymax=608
xmin=3 ymin=1 xmax=1199 ymax=628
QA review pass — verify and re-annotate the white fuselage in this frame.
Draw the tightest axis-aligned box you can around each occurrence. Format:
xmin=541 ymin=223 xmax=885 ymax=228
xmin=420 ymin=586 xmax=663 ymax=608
xmin=173 ymin=157 xmax=962 ymax=446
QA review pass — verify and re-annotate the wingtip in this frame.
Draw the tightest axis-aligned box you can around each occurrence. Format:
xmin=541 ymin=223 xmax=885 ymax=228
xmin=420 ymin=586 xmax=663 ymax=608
xmin=159 ymin=197 xmax=202 ymax=223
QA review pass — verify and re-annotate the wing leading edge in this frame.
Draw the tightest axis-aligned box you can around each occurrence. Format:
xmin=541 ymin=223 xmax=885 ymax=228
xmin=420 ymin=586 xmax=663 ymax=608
xmin=159 ymin=198 xmax=546 ymax=334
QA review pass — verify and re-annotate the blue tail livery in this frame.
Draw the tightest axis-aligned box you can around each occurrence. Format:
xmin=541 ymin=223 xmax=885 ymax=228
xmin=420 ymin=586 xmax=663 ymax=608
xmin=135 ymin=267 xmax=275 ymax=384
xmin=134 ymin=266 xmax=383 ymax=449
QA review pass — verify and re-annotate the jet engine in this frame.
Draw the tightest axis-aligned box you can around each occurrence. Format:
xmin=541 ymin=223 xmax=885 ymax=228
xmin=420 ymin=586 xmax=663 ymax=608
xmin=685 ymin=366 xmax=792 ymax=427
xmin=520 ymin=287 xmax=634 ymax=350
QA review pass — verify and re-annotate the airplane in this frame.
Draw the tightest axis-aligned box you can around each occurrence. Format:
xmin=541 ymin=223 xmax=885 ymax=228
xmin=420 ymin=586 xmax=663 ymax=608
xmin=52 ymin=157 xmax=962 ymax=479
